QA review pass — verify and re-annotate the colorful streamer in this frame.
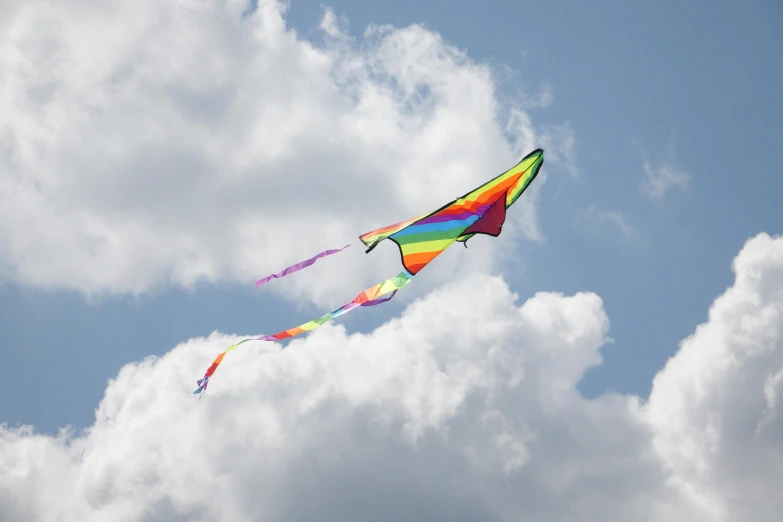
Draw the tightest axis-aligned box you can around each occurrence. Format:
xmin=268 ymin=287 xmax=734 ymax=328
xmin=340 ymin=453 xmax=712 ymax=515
xmin=193 ymin=270 xmax=412 ymax=395
xmin=255 ymin=244 xmax=352 ymax=287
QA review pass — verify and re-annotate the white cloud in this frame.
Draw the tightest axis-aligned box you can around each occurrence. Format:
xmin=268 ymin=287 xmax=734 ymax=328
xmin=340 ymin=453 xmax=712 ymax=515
xmin=2 ymin=232 xmax=782 ymax=521
xmin=645 ymin=232 xmax=783 ymax=521
xmin=639 ymin=136 xmax=691 ymax=199
xmin=576 ymin=205 xmax=637 ymax=239
xmin=0 ymin=0 xmax=571 ymax=305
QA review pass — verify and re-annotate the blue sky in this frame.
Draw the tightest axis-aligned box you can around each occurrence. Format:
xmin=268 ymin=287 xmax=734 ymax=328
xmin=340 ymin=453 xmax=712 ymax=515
xmin=2 ymin=2 xmax=783 ymax=520
xmin=2 ymin=0 xmax=781 ymax=437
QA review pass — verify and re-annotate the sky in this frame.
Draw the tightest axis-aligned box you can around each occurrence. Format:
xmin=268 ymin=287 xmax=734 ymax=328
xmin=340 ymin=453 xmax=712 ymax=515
xmin=1 ymin=0 xmax=782 ymax=520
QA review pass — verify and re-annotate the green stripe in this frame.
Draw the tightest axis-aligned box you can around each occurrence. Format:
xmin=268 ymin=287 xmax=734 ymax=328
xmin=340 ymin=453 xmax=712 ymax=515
xmin=394 ymin=226 xmax=468 ymax=245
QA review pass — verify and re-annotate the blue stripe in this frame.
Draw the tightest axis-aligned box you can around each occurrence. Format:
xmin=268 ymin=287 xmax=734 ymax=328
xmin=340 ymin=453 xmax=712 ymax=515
xmin=391 ymin=215 xmax=479 ymax=237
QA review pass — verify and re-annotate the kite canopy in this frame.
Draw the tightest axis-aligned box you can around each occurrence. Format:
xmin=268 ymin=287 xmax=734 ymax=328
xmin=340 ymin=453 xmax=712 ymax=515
xmin=193 ymin=148 xmax=544 ymax=395
xmin=359 ymin=148 xmax=544 ymax=274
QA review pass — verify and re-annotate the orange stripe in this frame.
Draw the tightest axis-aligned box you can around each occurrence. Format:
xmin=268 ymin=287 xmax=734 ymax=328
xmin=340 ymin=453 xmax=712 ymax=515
xmin=405 ymin=261 xmax=428 ymax=273
xmin=442 ymin=176 xmax=522 ymax=212
xmin=403 ymin=251 xmax=442 ymax=268
xmin=466 ymin=176 xmax=521 ymax=204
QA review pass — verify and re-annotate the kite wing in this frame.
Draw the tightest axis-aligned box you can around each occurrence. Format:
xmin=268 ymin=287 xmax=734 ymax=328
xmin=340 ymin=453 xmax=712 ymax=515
xmin=193 ymin=148 xmax=543 ymax=396
xmin=359 ymin=148 xmax=544 ymax=274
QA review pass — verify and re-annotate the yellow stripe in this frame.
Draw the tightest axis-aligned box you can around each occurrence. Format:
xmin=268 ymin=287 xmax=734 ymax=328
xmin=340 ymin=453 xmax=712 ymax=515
xmin=299 ymin=321 xmax=320 ymax=331
xmin=401 ymin=238 xmax=457 ymax=256
xmin=463 ymin=152 xmax=541 ymax=203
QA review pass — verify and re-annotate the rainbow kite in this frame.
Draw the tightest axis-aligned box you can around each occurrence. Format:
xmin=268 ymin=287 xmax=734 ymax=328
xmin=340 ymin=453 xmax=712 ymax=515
xmin=194 ymin=148 xmax=544 ymax=395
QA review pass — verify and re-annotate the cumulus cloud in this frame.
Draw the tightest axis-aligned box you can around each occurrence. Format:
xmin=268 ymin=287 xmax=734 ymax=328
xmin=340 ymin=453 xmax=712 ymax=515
xmin=646 ymin=232 xmax=783 ymax=521
xmin=0 ymin=0 xmax=569 ymax=305
xmin=2 ymin=232 xmax=781 ymax=521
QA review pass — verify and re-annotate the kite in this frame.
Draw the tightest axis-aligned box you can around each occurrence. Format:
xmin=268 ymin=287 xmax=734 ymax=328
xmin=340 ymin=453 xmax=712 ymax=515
xmin=193 ymin=148 xmax=544 ymax=395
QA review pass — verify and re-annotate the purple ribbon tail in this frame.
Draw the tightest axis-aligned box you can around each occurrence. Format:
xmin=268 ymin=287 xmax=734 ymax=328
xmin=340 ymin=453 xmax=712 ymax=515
xmin=255 ymin=244 xmax=352 ymax=287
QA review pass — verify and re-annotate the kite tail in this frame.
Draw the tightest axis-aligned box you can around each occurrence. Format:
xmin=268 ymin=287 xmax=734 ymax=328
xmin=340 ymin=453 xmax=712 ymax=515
xmin=254 ymin=244 xmax=352 ymax=287
xmin=193 ymin=270 xmax=414 ymax=395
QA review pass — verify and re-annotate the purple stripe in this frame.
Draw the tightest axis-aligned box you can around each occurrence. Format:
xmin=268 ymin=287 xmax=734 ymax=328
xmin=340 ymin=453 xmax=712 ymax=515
xmin=255 ymin=244 xmax=352 ymax=287
xmin=416 ymin=206 xmax=490 ymax=225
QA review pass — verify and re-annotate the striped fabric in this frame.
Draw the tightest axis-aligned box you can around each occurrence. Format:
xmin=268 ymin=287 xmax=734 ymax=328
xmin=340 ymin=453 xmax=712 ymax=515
xmin=193 ymin=149 xmax=543 ymax=395
xmin=257 ymin=270 xmax=413 ymax=341
xmin=192 ymin=271 xmax=413 ymax=395
xmin=360 ymin=148 xmax=544 ymax=274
